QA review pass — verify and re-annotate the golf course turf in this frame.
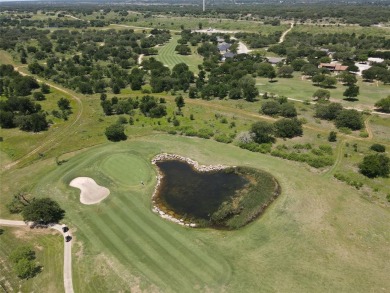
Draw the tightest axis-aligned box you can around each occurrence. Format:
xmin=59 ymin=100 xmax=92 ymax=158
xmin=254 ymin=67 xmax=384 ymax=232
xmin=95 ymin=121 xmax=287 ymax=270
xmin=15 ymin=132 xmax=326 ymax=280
xmin=2 ymin=134 xmax=387 ymax=292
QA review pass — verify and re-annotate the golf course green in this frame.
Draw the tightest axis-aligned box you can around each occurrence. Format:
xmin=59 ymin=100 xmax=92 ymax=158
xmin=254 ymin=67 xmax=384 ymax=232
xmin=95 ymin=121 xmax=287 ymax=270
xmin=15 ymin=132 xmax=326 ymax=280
xmin=3 ymin=134 xmax=384 ymax=292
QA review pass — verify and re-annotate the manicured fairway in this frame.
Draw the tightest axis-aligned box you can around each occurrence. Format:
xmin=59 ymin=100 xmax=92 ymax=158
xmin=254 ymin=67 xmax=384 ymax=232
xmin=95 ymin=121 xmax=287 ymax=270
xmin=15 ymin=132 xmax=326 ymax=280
xmin=155 ymin=35 xmax=203 ymax=73
xmin=4 ymin=135 xmax=387 ymax=293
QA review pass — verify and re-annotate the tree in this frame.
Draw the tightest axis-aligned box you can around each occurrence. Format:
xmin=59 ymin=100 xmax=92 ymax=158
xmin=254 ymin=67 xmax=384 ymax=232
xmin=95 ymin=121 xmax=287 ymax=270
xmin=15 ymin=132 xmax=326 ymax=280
xmin=261 ymin=100 xmax=281 ymax=116
xmin=374 ymin=96 xmax=390 ymax=113
xmin=279 ymin=103 xmax=297 ymax=118
xmin=239 ymin=76 xmax=258 ymax=102
xmin=301 ymin=64 xmax=318 ymax=77
xmin=277 ymin=65 xmax=294 ymax=78
xmin=250 ymin=121 xmax=275 ymax=144
xmin=105 ymin=123 xmax=127 ymax=142
xmin=274 ymin=118 xmax=303 ymax=138
xmin=312 ymin=89 xmax=330 ymax=101
xmin=328 ymin=131 xmax=337 ymax=142
xmin=21 ymin=198 xmax=65 ymax=224
xmin=320 ymin=76 xmax=337 ymax=88
xmin=33 ymin=92 xmax=45 ymax=101
xmin=175 ymin=95 xmax=185 ymax=110
xmin=40 ymin=83 xmax=50 ymax=94
xmin=343 ymin=85 xmax=359 ymax=100
xmin=315 ymin=102 xmax=343 ymax=120
xmin=340 ymin=72 xmax=357 ymax=86
xmin=14 ymin=258 xmax=37 ymax=279
xmin=335 ymin=109 xmax=363 ymax=130
xmin=57 ymin=98 xmax=71 ymax=111
xmin=359 ymin=154 xmax=390 ymax=178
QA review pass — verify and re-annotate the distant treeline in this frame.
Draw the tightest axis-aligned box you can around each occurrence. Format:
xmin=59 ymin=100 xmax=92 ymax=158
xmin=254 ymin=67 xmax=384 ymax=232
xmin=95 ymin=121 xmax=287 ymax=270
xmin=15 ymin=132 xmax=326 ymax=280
xmin=1 ymin=2 xmax=389 ymax=26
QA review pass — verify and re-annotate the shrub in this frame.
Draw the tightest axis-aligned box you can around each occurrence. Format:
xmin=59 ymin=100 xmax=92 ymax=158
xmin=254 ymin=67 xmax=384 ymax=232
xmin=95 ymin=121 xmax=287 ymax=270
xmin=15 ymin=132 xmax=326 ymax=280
xmin=214 ymin=134 xmax=233 ymax=144
xmin=370 ymin=144 xmax=386 ymax=153
xmin=197 ymin=128 xmax=214 ymax=139
xmin=105 ymin=123 xmax=127 ymax=142
xmin=335 ymin=109 xmax=363 ymax=130
xmin=274 ymin=118 xmax=303 ymax=138
xmin=359 ymin=153 xmax=390 ymax=178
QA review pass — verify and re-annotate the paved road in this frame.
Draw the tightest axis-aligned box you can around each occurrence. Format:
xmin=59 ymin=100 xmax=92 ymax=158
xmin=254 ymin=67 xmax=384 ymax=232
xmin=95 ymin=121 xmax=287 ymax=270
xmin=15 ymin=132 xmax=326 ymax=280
xmin=0 ymin=219 xmax=74 ymax=293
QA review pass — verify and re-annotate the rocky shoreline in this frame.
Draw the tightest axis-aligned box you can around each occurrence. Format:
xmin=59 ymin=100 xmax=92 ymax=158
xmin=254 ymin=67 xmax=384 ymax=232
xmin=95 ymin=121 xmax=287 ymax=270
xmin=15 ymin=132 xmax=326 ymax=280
xmin=150 ymin=153 xmax=230 ymax=227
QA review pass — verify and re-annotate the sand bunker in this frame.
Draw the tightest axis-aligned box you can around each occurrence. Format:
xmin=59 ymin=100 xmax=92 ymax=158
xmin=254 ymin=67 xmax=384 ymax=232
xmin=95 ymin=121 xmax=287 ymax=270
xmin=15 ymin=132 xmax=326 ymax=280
xmin=69 ymin=177 xmax=110 ymax=205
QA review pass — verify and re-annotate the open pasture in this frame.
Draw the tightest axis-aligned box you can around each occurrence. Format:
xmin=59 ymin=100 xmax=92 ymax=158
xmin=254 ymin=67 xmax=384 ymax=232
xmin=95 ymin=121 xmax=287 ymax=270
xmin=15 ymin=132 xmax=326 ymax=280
xmin=1 ymin=135 xmax=389 ymax=292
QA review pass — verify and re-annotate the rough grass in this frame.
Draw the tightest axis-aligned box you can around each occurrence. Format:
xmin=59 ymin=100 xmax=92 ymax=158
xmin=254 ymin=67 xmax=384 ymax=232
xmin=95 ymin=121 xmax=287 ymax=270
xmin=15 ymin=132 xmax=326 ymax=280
xmin=0 ymin=227 xmax=63 ymax=293
xmin=1 ymin=135 xmax=389 ymax=292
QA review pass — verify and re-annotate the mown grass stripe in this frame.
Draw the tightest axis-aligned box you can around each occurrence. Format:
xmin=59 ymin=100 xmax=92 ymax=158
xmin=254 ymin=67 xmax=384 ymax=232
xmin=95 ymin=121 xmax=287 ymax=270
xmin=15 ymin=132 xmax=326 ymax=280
xmin=82 ymin=215 xmax=173 ymax=291
xmin=86 ymin=214 xmax=189 ymax=289
xmin=102 ymin=202 xmax=199 ymax=290
xmin=116 ymin=192 xmax=228 ymax=277
xmin=108 ymin=197 xmax=215 ymax=285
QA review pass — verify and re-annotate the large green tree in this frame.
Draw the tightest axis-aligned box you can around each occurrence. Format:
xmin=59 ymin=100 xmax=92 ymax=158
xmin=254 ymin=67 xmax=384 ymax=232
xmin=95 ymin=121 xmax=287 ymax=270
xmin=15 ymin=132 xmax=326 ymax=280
xmin=359 ymin=154 xmax=390 ymax=178
xmin=105 ymin=123 xmax=127 ymax=142
xmin=21 ymin=198 xmax=65 ymax=224
xmin=250 ymin=121 xmax=275 ymax=144
xmin=374 ymin=96 xmax=390 ymax=113
xmin=335 ymin=109 xmax=363 ymax=130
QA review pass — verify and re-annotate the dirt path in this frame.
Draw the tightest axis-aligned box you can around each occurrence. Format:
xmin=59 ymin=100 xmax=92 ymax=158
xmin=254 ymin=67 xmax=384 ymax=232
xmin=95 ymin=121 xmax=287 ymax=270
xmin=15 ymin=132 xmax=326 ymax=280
xmin=323 ymin=139 xmax=344 ymax=177
xmin=279 ymin=22 xmax=294 ymax=43
xmin=2 ymin=67 xmax=84 ymax=171
xmin=138 ymin=54 xmax=144 ymax=65
xmin=0 ymin=219 xmax=74 ymax=293
xmin=364 ymin=117 xmax=373 ymax=139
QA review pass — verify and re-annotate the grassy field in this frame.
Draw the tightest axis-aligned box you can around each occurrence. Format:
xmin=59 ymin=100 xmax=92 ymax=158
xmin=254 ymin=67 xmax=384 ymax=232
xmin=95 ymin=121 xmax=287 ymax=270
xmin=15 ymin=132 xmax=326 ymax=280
xmin=255 ymin=75 xmax=390 ymax=108
xmin=153 ymin=35 xmax=203 ymax=73
xmin=1 ymin=135 xmax=390 ymax=292
xmin=0 ymin=226 xmax=64 ymax=293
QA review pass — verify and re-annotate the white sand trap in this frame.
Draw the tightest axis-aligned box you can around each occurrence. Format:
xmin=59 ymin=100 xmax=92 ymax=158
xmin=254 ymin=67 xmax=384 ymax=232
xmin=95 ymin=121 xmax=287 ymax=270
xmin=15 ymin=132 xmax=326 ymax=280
xmin=69 ymin=177 xmax=110 ymax=205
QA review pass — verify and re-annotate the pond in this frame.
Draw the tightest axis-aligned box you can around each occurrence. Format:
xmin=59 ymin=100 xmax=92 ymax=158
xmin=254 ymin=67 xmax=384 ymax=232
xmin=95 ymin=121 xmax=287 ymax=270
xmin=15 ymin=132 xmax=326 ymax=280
xmin=155 ymin=160 xmax=248 ymax=222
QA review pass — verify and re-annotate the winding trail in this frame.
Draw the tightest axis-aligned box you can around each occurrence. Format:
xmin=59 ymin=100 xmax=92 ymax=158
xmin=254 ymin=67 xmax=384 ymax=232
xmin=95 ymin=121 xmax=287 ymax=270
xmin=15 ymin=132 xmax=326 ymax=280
xmin=279 ymin=22 xmax=294 ymax=43
xmin=0 ymin=219 xmax=74 ymax=293
xmin=364 ymin=117 xmax=373 ymax=139
xmin=2 ymin=67 xmax=84 ymax=171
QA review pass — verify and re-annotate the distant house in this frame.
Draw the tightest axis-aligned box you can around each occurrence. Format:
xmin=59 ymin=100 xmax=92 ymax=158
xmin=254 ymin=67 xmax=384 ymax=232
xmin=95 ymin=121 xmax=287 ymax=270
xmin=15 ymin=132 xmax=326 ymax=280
xmin=223 ymin=52 xmax=236 ymax=59
xmin=266 ymin=57 xmax=285 ymax=65
xmin=218 ymin=42 xmax=231 ymax=53
xmin=319 ymin=63 xmax=348 ymax=72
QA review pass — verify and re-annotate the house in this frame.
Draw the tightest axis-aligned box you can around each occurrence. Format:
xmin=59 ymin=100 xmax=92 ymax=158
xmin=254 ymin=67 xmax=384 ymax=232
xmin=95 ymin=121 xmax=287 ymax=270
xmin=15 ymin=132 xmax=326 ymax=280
xmin=218 ymin=42 xmax=231 ymax=53
xmin=266 ymin=57 xmax=285 ymax=65
xmin=319 ymin=63 xmax=348 ymax=72
xmin=221 ymin=52 xmax=236 ymax=61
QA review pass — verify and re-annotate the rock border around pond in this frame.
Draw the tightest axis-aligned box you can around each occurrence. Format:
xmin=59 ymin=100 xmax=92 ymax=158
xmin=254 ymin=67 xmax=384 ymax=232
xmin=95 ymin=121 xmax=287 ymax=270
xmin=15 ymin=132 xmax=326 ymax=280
xmin=151 ymin=153 xmax=233 ymax=228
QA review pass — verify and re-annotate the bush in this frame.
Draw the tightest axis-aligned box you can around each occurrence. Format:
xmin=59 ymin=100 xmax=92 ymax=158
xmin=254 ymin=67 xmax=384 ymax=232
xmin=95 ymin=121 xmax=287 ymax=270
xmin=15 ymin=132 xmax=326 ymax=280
xmin=197 ymin=128 xmax=214 ymax=139
xmin=359 ymin=153 xmax=390 ymax=178
xmin=279 ymin=103 xmax=297 ymax=118
xmin=14 ymin=258 xmax=37 ymax=279
xmin=105 ymin=123 xmax=127 ymax=142
xmin=214 ymin=134 xmax=233 ymax=144
xmin=274 ymin=118 xmax=303 ymax=138
xmin=334 ymin=173 xmax=363 ymax=189
xmin=370 ymin=144 xmax=386 ymax=153
xmin=335 ymin=109 xmax=363 ymax=130
xmin=328 ymin=131 xmax=337 ymax=142
xmin=261 ymin=101 xmax=280 ymax=116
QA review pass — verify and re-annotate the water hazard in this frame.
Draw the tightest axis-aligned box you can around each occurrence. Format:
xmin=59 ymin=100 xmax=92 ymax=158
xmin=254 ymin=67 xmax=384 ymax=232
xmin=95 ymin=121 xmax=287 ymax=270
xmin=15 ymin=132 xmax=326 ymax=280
xmin=155 ymin=160 xmax=248 ymax=221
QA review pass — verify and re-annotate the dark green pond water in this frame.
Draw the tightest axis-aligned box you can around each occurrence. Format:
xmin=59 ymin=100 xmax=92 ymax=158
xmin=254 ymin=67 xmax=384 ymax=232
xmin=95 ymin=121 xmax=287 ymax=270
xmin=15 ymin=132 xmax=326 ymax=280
xmin=155 ymin=160 xmax=248 ymax=221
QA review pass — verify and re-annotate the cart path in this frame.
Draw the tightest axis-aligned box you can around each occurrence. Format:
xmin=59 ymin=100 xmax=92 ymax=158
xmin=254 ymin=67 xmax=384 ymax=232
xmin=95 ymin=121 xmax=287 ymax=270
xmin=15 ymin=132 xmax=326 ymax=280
xmin=0 ymin=219 xmax=74 ymax=293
